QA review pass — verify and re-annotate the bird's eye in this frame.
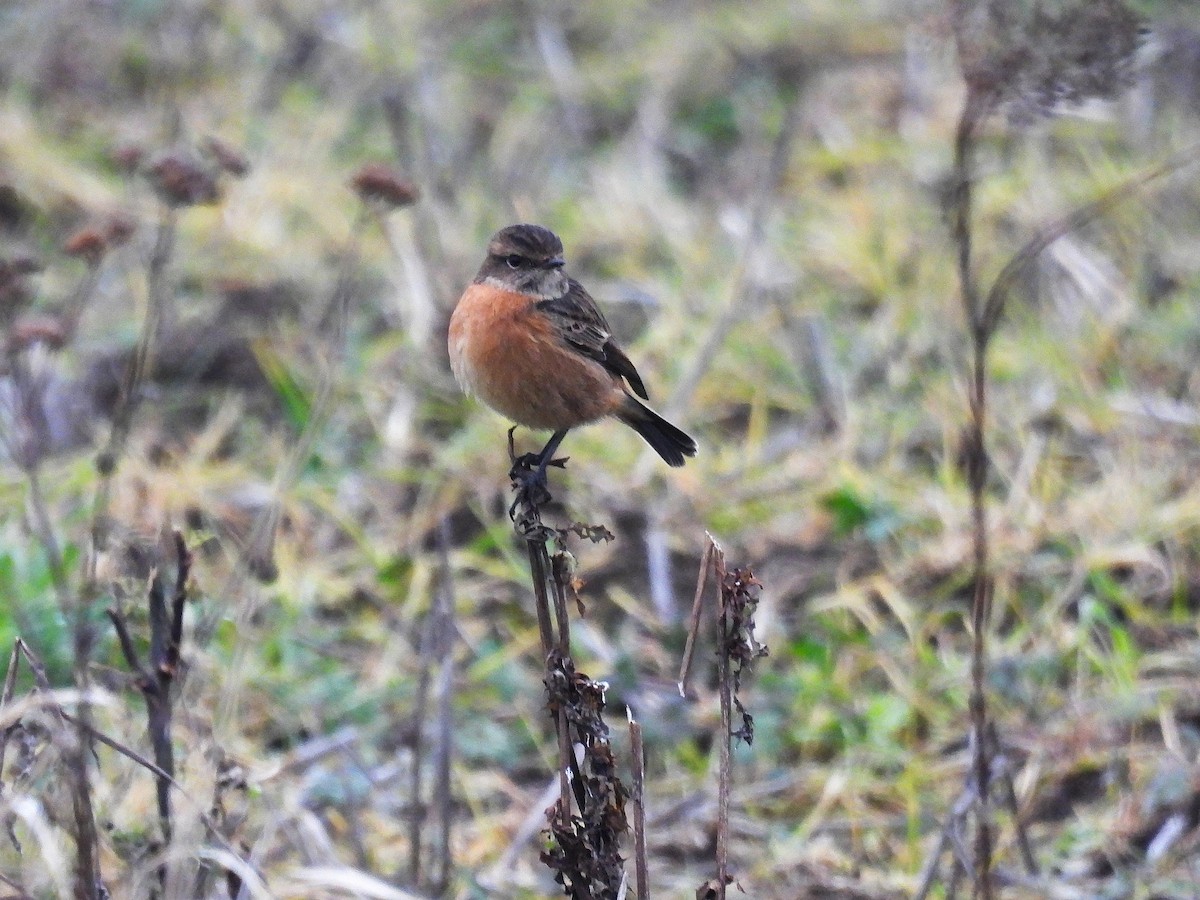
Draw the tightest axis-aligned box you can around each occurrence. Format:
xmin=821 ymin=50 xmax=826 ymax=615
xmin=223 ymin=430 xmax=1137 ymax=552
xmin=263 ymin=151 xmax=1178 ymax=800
xmin=505 ymin=255 xmax=523 ymax=269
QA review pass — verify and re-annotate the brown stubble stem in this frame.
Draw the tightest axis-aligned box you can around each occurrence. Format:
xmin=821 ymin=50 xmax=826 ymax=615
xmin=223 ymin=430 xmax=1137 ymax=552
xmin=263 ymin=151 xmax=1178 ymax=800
xmin=627 ymin=709 xmax=649 ymax=900
xmin=408 ymin=556 xmax=440 ymax=886
xmin=712 ymin=545 xmax=731 ymax=900
xmin=85 ymin=204 xmax=177 ymax=604
xmin=58 ymin=199 xmax=177 ymax=900
xmin=516 ymin=497 xmax=584 ymax=818
xmin=408 ymin=517 xmax=458 ymax=891
xmin=526 ymin=544 xmax=573 ymax=823
xmin=527 ymin=542 xmax=558 ymax=660
xmin=939 ymin=61 xmax=1200 ymax=898
xmin=952 ymin=76 xmax=998 ymax=900
xmin=105 ymin=532 xmax=191 ymax=845
xmin=677 ymin=534 xmax=715 ymax=698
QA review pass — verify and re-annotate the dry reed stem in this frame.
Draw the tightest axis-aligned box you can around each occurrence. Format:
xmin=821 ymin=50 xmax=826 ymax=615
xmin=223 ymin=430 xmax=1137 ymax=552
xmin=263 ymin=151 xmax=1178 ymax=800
xmin=510 ymin=455 xmax=629 ymax=897
xmin=678 ymin=534 xmax=716 ymax=698
xmin=430 ymin=516 xmax=458 ymax=892
xmin=941 ymin=38 xmax=1200 ymax=897
xmin=627 ymin=709 xmax=648 ymax=900
xmin=685 ymin=533 xmax=765 ymax=900
xmin=405 ymin=518 xmax=456 ymax=892
xmin=106 ymin=530 xmax=192 ymax=844
xmin=948 ymin=74 xmax=999 ymax=900
xmin=712 ymin=545 xmax=731 ymax=900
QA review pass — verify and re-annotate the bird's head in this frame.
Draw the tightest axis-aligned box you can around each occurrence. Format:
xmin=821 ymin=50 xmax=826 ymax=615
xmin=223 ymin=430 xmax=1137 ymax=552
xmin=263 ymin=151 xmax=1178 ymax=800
xmin=477 ymin=223 xmax=569 ymax=299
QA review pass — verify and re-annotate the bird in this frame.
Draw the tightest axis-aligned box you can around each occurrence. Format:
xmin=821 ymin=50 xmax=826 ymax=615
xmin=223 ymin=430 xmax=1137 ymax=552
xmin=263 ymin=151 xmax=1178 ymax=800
xmin=448 ymin=223 xmax=696 ymax=489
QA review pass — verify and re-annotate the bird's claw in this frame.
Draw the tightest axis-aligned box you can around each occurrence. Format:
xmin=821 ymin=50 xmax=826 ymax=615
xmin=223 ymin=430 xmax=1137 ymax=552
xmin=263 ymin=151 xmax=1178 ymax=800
xmin=508 ymin=464 xmax=551 ymax=520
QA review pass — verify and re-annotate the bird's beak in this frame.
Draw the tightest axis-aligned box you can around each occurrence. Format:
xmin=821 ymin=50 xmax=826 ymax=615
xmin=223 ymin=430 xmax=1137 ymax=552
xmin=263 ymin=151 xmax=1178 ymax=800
xmin=545 ymin=257 xmax=565 ymax=269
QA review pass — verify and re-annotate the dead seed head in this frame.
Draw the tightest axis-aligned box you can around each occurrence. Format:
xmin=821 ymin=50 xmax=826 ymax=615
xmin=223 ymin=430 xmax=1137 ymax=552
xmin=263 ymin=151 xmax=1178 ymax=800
xmin=146 ymin=152 xmax=221 ymax=207
xmin=110 ymin=142 xmax=145 ymax=173
xmin=202 ymin=136 xmax=251 ymax=177
xmin=63 ymin=227 xmax=107 ymax=264
xmin=350 ymin=163 xmax=419 ymax=207
xmin=956 ymin=0 xmax=1143 ymax=121
xmin=8 ymin=315 xmax=68 ymax=352
xmin=105 ymin=212 xmax=137 ymax=247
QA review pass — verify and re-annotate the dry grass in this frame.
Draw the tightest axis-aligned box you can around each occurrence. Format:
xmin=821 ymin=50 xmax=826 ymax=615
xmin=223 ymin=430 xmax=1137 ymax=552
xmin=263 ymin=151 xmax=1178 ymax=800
xmin=2 ymin=1 xmax=1200 ymax=897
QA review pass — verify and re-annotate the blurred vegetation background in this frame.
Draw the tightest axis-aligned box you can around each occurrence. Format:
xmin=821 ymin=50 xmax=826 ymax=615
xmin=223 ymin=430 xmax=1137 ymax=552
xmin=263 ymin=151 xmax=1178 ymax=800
xmin=4 ymin=0 xmax=1200 ymax=897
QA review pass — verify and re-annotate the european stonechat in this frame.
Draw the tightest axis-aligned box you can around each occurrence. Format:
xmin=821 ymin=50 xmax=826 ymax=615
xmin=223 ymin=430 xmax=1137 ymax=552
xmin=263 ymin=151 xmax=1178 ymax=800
xmin=448 ymin=224 xmax=697 ymax=478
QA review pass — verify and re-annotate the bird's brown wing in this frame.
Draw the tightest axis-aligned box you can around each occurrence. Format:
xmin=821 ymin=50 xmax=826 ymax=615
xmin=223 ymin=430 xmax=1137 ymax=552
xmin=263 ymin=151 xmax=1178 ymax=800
xmin=536 ymin=279 xmax=649 ymax=400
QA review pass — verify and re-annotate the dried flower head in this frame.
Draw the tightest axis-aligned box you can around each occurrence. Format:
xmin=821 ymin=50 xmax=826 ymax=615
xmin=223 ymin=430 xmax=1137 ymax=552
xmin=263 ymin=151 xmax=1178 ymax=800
xmin=105 ymin=212 xmax=137 ymax=247
xmin=145 ymin=152 xmax=221 ymax=207
xmin=8 ymin=315 xmax=68 ymax=352
xmin=63 ymin=227 xmax=107 ymax=264
xmin=110 ymin=143 xmax=145 ymax=174
xmin=955 ymin=0 xmax=1143 ymax=121
xmin=202 ymin=136 xmax=250 ymax=177
xmin=350 ymin=163 xmax=419 ymax=208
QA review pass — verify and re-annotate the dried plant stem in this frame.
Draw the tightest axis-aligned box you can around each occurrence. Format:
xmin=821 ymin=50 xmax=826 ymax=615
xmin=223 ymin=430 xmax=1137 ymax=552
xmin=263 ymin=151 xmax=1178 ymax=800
xmin=106 ymin=531 xmax=191 ymax=843
xmin=683 ymin=533 xmax=764 ymax=899
xmin=939 ymin=31 xmax=1200 ymax=891
xmin=407 ymin=571 xmax=438 ymax=885
xmin=993 ymin=724 xmax=1041 ymax=883
xmin=627 ymin=710 xmax=649 ymax=900
xmin=515 ymin=516 xmax=581 ymax=815
xmin=432 ymin=640 xmax=455 ymax=894
xmin=712 ymin=547 xmax=731 ymax=900
xmin=677 ymin=534 xmax=716 ymax=697
xmin=407 ymin=517 xmax=458 ymax=891
xmin=950 ymin=76 xmax=998 ymax=900
xmin=510 ymin=459 xmax=627 ymax=896
xmin=319 ymin=204 xmax=370 ymax=345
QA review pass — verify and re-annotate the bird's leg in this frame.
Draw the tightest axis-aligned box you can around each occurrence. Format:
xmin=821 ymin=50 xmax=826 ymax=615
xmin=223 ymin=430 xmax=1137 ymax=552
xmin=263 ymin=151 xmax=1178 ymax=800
xmin=533 ymin=428 xmax=569 ymax=474
xmin=509 ymin=428 xmax=570 ymax=476
xmin=509 ymin=428 xmax=570 ymax=518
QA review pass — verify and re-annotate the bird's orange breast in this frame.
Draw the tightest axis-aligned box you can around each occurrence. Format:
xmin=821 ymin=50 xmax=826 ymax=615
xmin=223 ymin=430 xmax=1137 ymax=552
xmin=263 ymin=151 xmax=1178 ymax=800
xmin=448 ymin=282 xmax=623 ymax=430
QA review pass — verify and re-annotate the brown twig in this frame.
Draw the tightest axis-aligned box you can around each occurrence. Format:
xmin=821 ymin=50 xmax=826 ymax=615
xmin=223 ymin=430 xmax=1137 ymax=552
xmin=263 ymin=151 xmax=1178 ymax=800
xmin=406 ymin=544 xmax=440 ymax=885
xmin=627 ymin=709 xmax=649 ymax=900
xmin=687 ymin=536 xmax=766 ymax=900
xmin=712 ymin=548 xmax=731 ymax=900
xmin=949 ymin=75 xmax=999 ymax=900
xmin=427 ymin=516 xmax=458 ymax=892
xmin=943 ymin=50 xmax=1200 ymax=900
xmin=677 ymin=534 xmax=716 ymax=698
xmin=106 ymin=530 xmax=192 ymax=843
xmin=509 ymin=452 xmax=628 ymax=898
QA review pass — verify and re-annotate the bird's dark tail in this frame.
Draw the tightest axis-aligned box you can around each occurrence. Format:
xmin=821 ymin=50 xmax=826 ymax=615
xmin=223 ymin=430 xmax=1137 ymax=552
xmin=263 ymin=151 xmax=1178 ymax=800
xmin=618 ymin=397 xmax=697 ymax=467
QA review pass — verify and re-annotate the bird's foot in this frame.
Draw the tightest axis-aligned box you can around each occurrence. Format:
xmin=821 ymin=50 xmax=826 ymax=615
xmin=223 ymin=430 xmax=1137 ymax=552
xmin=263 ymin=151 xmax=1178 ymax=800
xmin=508 ymin=467 xmax=550 ymax=520
xmin=508 ymin=455 xmax=568 ymax=521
